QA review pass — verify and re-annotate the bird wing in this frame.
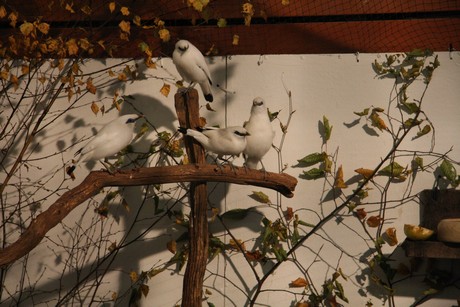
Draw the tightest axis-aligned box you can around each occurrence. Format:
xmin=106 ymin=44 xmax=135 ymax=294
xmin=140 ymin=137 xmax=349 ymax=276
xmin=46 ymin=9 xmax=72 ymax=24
xmin=191 ymin=45 xmax=212 ymax=85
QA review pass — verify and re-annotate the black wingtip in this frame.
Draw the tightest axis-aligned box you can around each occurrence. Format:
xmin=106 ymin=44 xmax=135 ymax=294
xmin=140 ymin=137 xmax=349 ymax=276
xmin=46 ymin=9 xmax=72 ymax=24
xmin=66 ymin=165 xmax=76 ymax=176
xmin=205 ymin=94 xmax=213 ymax=102
xmin=178 ymin=127 xmax=188 ymax=134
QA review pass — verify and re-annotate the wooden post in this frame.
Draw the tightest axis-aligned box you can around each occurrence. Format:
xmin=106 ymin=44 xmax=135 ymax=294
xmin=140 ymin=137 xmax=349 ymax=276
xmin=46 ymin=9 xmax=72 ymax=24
xmin=174 ymin=89 xmax=208 ymax=307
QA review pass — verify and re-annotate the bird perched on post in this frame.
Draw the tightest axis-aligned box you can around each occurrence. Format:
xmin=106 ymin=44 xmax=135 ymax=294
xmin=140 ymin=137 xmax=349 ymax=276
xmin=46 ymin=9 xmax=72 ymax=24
xmin=178 ymin=126 xmax=250 ymax=160
xmin=243 ymin=97 xmax=275 ymax=170
xmin=172 ymin=39 xmax=213 ymax=102
xmin=67 ymin=114 xmax=143 ymax=176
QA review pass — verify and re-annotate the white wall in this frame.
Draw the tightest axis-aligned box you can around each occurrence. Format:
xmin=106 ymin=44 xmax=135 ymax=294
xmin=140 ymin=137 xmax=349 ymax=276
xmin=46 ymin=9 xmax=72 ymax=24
xmin=2 ymin=52 xmax=460 ymax=306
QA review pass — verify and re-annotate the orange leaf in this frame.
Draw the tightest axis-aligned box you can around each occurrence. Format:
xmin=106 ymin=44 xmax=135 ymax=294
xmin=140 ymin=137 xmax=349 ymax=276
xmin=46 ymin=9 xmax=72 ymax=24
xmin=66 ymin=38 xmax=79 ymax=56
xmin=296 ymin=302 xmax=309 ymax=307
xmin=355 ymin=168 xmax=374 ymax=179
xmin=108 ymin=2 xmax=116 ymax=13
xmin=90 ymin=102 xmax=99 ymax=115
xmin=21 ymin=64 xmax=29 ymax=75
xmin=119 ymin=20 xmax=131 ymax=33
xmin=65 ymin=3 xmax=75 ymax=13
xmin=355 ymin=208 xmax=367 ymax=220
xmin=37 ymin=22 xmax=50 ymax=35
xmin=289 ymin=277 xmax=309 ymax=288
xmin=0 ymin=6 xmax=7 ymax=19
xmin=366 ymin=215 xmax=382 ymax=228
xmin=8 ymin=11 xmax=18 ymax=27
xmin=20 ymin=22 xmax=34 ymax=36
xmin=232 ymin=34 xmax=240 ymax=45
xmin=139 ymin=284 xmax=149 ymax=297
xmin=166 ymin=239 xmax=177 ymax=254
xmin=384 ymin=227 xmax=398 ymax=246
xmin=370 ymin=112 xmax=388 ymax=131
xmin=158 ymin=28 xmax=170 ymax=42
xmin=285 ymin=207 xmax=294 ymax=221
xmin=81 ymin=5 xmax=92 ymax=15
xmin=120 ymin=6 xmax=130 ymax=16
xmin=159 ymin=83 xmax=170 ymax=97
xmin=133 ymin=15 xmax=141 ymax=26
xmin=129 ymin=271 xmax=138 ymax=282
xmin=245 ymin=250 xmax=263 ymax=261
xmin=334 ymin=165 xmax=348 ymax=189
xmin=86 ymin=78 xmax=97 ymax=94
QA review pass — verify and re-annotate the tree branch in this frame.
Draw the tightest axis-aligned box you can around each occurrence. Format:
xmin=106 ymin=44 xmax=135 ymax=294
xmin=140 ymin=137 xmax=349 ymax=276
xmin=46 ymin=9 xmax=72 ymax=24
xmin=0 ymin=164 xmax=296 ymax=267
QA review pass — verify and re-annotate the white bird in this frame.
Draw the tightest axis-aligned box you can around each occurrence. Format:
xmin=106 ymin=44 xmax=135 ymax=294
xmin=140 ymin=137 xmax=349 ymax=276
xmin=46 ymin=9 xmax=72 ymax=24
xmin=178 ymin=126 xmax=250 ymax=159
xmin=243 ymin=97 xmax=275 ymax=170
xmin=172 ymin=39 xmax=213 ymax=102
xmin=67 ymin=114 xmax=143 ymax=175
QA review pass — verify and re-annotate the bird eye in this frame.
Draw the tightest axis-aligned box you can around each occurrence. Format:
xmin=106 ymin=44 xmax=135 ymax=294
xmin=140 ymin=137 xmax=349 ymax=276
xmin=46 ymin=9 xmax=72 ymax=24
xmin=126 ymin=118 xmax=136 ymax=123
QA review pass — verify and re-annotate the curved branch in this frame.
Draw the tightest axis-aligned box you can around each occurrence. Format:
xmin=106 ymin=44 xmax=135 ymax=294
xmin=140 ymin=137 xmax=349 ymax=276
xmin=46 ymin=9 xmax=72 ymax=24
xmin=0 ymin=164 xmax=297 ymax=267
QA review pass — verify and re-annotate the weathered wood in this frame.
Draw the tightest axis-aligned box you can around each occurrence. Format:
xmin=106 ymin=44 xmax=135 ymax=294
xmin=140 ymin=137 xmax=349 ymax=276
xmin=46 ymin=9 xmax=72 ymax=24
xmin=0 ymin=163 xmax=296 ymax=267
xmin=402 ymin=189 xmax=460 ymax=259
xmin=174 ymin=89 xmax=208 ymax=307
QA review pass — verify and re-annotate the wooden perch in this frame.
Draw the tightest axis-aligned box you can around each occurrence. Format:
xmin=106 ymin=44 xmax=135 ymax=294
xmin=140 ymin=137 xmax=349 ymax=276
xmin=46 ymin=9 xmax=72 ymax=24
xmin=0 ymin=165 xmax=296 ymax=267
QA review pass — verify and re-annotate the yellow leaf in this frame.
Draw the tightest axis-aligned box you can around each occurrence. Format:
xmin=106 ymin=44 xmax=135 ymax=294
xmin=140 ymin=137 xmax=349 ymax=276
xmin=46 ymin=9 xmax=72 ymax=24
xmin=289 ymin=277 xmax=309 ymax=288
xmin=37 ymin=22 xmax=50 ymax=35
xmin=282 ymin=0 xmax=290 ymax=5
xmin=232 ymin=34 xmax=240 ymax=45
xmin=20 ymin=22 xmax=34 ymax=36
xmin=159 ymin=83 xmax=170 ymax=97
xmin=0 ymin=6 xmax=7 ymax=19
xmin=334 ymin=165 xmax=348 ymax=189
xmin=166 ymin=239 xmax=177 ymax=253
xmin=229 ymin=239 xmax=245 ymax=252
xmin=119 ymin=20 xmax=130 ymax=33
xmin=145 ymin=57 xmax=156 ymax=69
xmin=66 ymin=38 xmax=79 ymax=56
xmin=120 ymin=6 xmax=130 ymax=16
xmin=355 ymin=168 xmax=374 ymax=179
xmin=86 ymin=77 xmax=97 ymax=94
xmin=129 ymin=271 xmax=138 ymax=282
xmin=108 ymin=241 xmax=117 ymax=252
xmin=158 ymin=28 xmax=170 ymax=42
xmin=65 ymin=3 xmax=75 ymax=13
xmin=108 ymin=2 xmax=116 ymax=13
xmin=384 ymin=227 xmax=398 ymax=246
xmin=90 ymin=102 xmax=99 ymax=115
xmin=111 ymin=291 xmax=117 ymax=301
xmin=242 ymin=2 xmax=254 ymax=26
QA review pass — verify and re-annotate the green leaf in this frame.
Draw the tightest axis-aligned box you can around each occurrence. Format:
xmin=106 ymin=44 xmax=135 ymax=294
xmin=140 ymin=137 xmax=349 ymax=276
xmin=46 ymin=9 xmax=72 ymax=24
xmin=302 ymin=168 xmax=325 ymax=180
xmin=207 ymin=303 xmax=216 ymax=307
xmin=440 ymin=159 xmax=457 ymax=183
xmin=138 ymin=41 xmax=149 ymax=52
xmin=403 ymin=118 xmax=423 ymax=128
xmin=334 ymin=280 xmax=349 ymax=303
xmin=416 ymin=124 xmax=431 ymax=137
xmin=297 ymin=152 xmax=327 ymax=167
xmin=378 ymin=162 xmax=406 ymax=177
xmin=298 ymin=220 xmax=315 ymax=228
xmin=413 ymin=156 xmax=424 ymax=171
xmin=354 ymin=108 xmax=369 ymax=116
xmin=400 ymin=101 xmax=420 ymax=114
xmin=322 ymin=115 xmax=332 ymax=141
xmin=216 ymin=18 xmax=227 ymax=28
xmin=250 ymin=191 xmax=271 ymax=204
xmin=221 ymin=208 xmax=252 ymax=220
